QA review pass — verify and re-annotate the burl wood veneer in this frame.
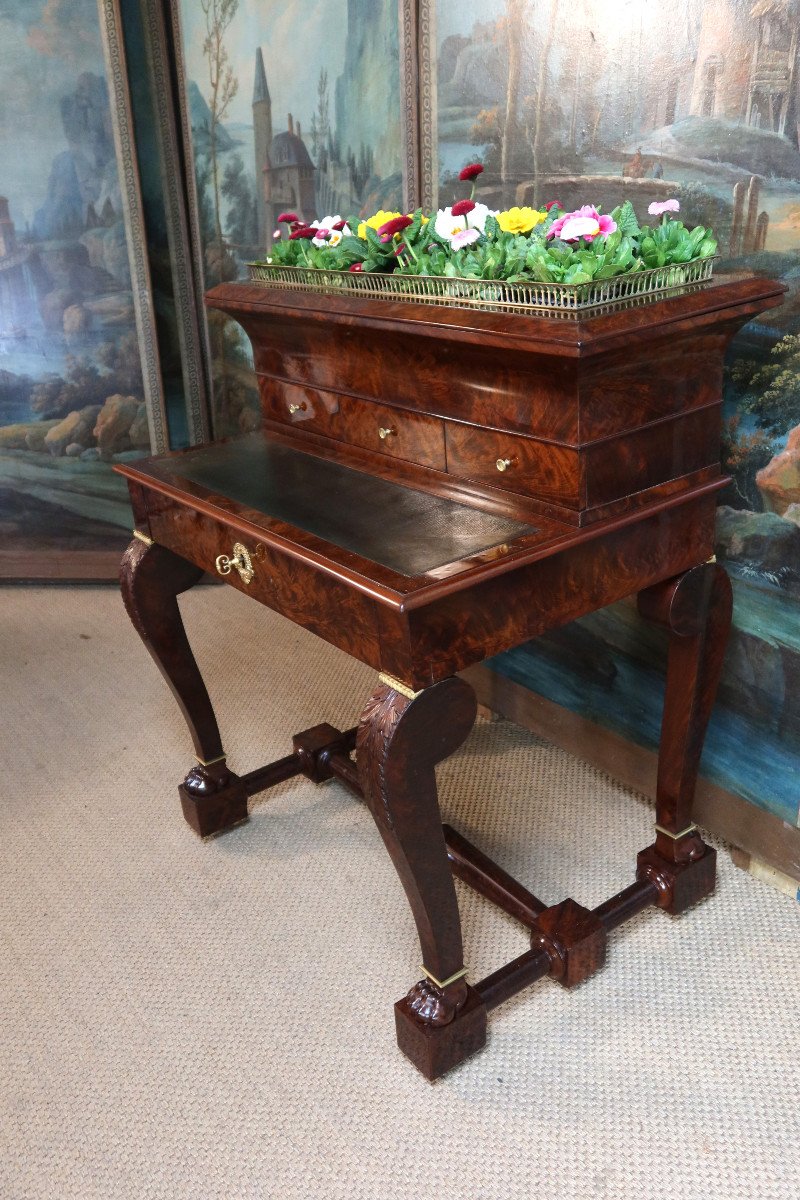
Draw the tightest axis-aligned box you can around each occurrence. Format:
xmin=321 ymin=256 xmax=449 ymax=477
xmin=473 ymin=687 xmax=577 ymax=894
xmin=116 ymin=273 xmax=784 ymax=1080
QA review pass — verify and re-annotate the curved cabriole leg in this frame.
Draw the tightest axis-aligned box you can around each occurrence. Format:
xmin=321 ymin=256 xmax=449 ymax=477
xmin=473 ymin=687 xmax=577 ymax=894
xmin=120 ymin=537 xmax=248 ymax=836
xmin=356 ymin=676 xmax=487 ymax=1079
xmin=636 ymin=563 xmax=733 ymax=912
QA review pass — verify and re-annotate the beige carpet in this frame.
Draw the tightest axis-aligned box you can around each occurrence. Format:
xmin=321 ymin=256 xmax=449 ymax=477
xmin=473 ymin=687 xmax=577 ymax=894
xmin=1 ymin=583 xmax=798 ymax=1200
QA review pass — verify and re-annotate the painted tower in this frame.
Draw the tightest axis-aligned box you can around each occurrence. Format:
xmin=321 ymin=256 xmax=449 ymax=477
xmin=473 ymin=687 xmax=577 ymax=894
xmin=263 ymin=114 xmax=316 ymax=233
xmin=0 ymin=196 xmax=17 ymax=258
xmin=253 ymin=48 xmax=272 ymax=246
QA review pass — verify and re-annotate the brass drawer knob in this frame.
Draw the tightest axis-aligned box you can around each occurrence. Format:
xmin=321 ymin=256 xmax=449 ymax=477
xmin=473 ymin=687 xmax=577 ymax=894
xmin=288 ymin=402 xmax=307 ymax=414
xmin=215 ymin=542 xmax=254 ymax=585
xmin=496 ymin=456 xmax=516 ymax=472
xmin=378 ymin=426 xmax=397 ymax=440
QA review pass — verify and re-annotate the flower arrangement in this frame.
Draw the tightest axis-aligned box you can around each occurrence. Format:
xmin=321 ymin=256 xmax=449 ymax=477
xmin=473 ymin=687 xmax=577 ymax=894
xmin=257 ymin=164 xmax=717 ymax=290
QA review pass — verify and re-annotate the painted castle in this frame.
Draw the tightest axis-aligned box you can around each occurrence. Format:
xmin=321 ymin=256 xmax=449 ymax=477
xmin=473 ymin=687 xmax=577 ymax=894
xmin=252 ymin=48 xmax=315 ymax=242
xmin=251 ymin=44 xmax=389 ymax=243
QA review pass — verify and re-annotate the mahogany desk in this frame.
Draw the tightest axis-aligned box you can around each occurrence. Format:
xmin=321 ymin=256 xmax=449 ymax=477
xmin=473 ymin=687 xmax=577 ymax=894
xmin=116 ymin=274 xmax=784 ymax=1079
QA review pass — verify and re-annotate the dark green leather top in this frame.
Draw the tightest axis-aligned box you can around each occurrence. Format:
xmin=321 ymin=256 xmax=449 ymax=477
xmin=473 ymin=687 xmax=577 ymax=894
xmin=166 ymin=438 xmax=537 ymax=577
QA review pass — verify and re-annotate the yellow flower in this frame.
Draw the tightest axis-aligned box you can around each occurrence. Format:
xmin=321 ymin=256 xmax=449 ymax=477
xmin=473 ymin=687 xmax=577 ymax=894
xmin=357 ymin=211 xmax=429 ymax=238
xmin=497 ymin=206 xmax=545 ymax=235
xmin=357 ymin=210 xmax=402 ymax=239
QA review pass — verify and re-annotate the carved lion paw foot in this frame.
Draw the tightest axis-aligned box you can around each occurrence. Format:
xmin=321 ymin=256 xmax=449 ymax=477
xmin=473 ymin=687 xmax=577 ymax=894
xmin=182 ymin=761 xmax=232 ymax=796
xmin=406 ymin=977 xmax=468 ymax=1027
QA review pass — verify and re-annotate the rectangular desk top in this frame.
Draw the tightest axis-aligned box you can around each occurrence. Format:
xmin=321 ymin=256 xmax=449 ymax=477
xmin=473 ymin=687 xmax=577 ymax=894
xmin=152 ymin=436 xmax=539 ymax=577
xmin=118 ymin=430 xmax=725 ymax=614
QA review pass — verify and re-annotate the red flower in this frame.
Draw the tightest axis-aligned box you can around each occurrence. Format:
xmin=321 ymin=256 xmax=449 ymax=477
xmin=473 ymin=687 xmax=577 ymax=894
xmin=451 ymin=199 xmax=476 ymax=217
xmin=459 ymin=163 xmax=484 ymax=182
xmin=314 ymin=227 xmax=330 ymax=239
xmin=377 ymin=214 xmax=413 ymax=238
xmin=332 ymin=220 xmax=347 ymax=231
xmin=349 ymin=263 xmax=364 ymax=272
xmin=544 ymin=201 xmax=562 ymax=212
xmin=277 ymin=211 xmax=299 ymax=224
xmin=289 ymin=226 xmax=316 ymax=240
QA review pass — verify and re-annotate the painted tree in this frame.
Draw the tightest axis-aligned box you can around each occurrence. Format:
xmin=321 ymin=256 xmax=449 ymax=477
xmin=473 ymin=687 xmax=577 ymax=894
xmin=222 ymin=154 xmax=258 ymax=248
xmin=530 ymin=0 xmax=560 ymax=206
xmin=309 ymin=69 xmax=330 ymax=159
xmin=200 ymin=0 xmax=239 ymax=252
xmin=500 ymin=0 xmax=527 ymax=185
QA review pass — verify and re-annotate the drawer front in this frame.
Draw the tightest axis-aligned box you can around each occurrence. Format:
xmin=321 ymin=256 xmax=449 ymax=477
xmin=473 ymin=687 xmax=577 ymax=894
xmin=445 ymin=422 xmax=580 ymax=507
xmin=147 ymin=503 xmax=381 ymax=666
xmin=259 ymin=378 xmax=341 ymax=437
xmin=259 ymin=376 xmax=446 ymax=470
xmin=336 ymin=396 xmax=445 ymax=468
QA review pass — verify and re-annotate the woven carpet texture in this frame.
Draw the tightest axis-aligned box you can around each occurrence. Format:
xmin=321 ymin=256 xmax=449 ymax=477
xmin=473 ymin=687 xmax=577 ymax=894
xmin=1 ymin=584 xmax=798 ymax=1200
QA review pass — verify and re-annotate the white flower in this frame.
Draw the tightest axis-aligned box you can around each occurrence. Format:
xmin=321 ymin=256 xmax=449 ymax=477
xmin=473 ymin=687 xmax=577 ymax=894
xmin=311 ymin=214 xmax=351 ymax=246
xmin=434 ymin=203 xmax=497 ymax=245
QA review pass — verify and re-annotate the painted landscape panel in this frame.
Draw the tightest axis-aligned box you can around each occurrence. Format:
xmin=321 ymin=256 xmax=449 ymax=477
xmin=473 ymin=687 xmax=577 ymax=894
xmin=434 ymin=0 xmax=800 ymax=823
xmin=0 ymin=0 xmax=153 ymax=572
xmin=175 ymin=0 xmax=404 ymax=435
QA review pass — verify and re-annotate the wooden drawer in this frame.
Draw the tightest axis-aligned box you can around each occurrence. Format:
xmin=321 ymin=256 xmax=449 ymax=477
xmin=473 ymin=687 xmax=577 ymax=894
xmin=259 ymin=377 xmax=446 ymax=470
xmin=259 ymin=378 xmax=341 ymax=437
xmin=147 ymin=501 xmax=381 ymax=665
xmin=336 ymin=396 xmax=444 ymax=468
xmin=445 ymin=422 xmax=580 ymax=508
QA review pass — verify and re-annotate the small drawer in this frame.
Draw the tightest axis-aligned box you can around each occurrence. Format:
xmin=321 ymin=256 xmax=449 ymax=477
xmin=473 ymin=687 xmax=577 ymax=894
xmin=259 ymin=376 xmax=446 ymax=471
xmin=259 ymin=378 xmax=341 ymax=436
xmin=337 ymin=396 xmax=445 ymax=469
xmin=147 ymin=503 xmax=381 ymax=663
xmin=445 ymin=422 xmax=580 ymax=507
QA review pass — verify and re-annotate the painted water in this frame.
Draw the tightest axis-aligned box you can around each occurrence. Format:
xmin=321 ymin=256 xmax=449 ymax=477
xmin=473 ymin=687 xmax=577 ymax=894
xmin=492 ymin=580 xmax=800 ymax=828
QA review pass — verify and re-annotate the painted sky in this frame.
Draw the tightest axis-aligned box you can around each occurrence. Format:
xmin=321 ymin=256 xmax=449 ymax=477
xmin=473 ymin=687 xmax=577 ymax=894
xmin=179 ymin=0 xmax=349 ymax=138
xmin=0 ymin=0 xmax=105 ymax=228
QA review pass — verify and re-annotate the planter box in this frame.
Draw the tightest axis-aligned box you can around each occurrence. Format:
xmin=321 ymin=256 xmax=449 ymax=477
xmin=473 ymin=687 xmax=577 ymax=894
xmin=207 ymin=273 xmax=785 ymax=529
xmin=247 ymin=257 xmax=716 ymax=312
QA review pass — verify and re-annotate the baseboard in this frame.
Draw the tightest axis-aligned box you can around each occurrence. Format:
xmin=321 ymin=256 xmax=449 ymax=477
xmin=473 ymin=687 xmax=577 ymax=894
xmin=462 ymin=664 xmax=800 ymax=887
xmin=0 ymin=549 xmax=124 ymax=581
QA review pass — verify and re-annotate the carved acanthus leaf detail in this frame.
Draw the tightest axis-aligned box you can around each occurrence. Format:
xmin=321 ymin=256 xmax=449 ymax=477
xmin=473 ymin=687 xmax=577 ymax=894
xmin=356 ymin=683 xmax=411 ymax=830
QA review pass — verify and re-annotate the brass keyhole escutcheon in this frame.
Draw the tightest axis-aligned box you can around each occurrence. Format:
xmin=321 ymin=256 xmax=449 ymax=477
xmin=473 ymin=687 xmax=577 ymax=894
xmin=496 ymin=456 xmax=516 ymax=473
xmin=288 ymin=402 xmax=307 ymax=414
xmin=215 ymin=542 xmax=255 ymax=585
xmin=378 ymin=426 xmax=397 ymax=440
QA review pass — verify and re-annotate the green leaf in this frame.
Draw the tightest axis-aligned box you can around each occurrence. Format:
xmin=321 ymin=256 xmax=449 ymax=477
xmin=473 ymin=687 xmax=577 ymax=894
xmin=484 ymin=213 xmax=501 ymax=240
xmin=340 ymin=235 xmax=368 ymax=257
xmin=365 ymin=225 xmax=387 ymax=253
xmin=613 ymin=199 xmax=640 ymax=238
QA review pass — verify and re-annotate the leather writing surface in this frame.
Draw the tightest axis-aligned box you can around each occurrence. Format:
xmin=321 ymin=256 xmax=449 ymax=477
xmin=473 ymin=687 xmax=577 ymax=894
xmin=165 ymin=439 xmax=538 ymax=577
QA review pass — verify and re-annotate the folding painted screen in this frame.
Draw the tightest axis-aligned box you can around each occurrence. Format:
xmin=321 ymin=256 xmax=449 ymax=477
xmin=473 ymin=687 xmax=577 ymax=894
xmin=171 ymin=0 xmax=409 ymax=437
xmin=0 ymin=0 xmax=169 ymax=576
xmin=425 ymin=0 xmax=800 ymax=826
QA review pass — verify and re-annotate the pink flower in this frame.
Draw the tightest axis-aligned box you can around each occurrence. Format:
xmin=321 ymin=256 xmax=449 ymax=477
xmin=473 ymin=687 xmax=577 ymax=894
xmin=349 ymin=263 xmax=363 ymax=272
xmin=273 ymin=229 xmax=281 ymax=239
xmin=377 ymin=214 xmax=413 ymax=238
xmin=451 ymin=228 xmax=480 ymax=250
xmin=451 ymin=199 xmax=476 ymax=218
xmin=648 ymin=198 xmax=680 ymax=216
xmin=548 ymin=205 xmax=617 ymax=242
xmin=459 ymin=163 xmax=484 ymax=182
